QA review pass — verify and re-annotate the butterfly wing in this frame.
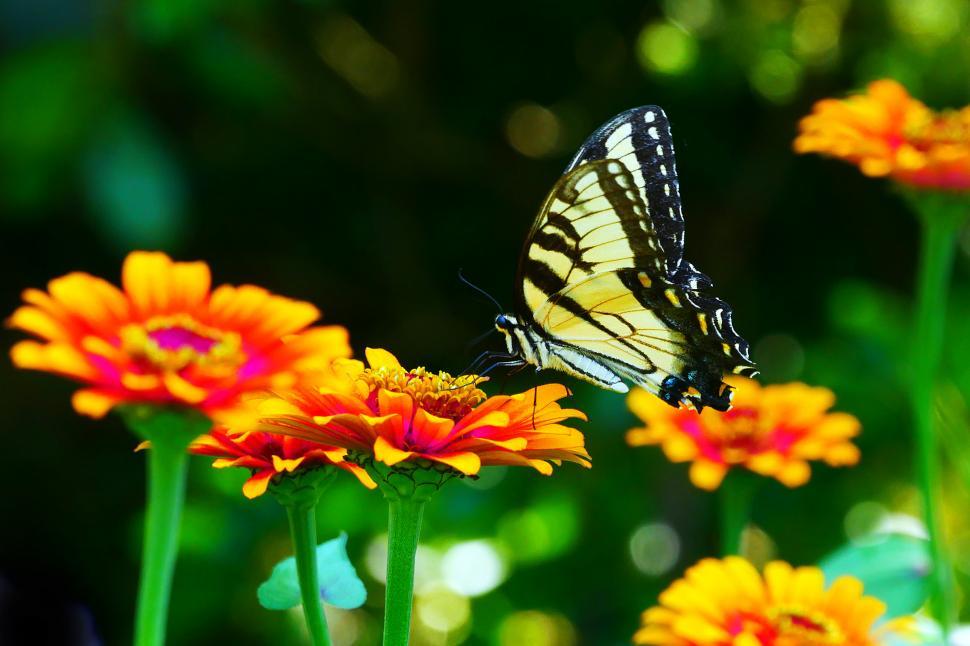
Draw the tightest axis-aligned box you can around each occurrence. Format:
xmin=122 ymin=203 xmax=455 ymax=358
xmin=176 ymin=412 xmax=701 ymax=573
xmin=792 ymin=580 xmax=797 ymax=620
xmin=513 ymin=106 xmax=755 ymax=410
xmin=565 ymin=105 xmax=693 ymax=280
xmin=533 ymin=268 xmax=755 ymax=410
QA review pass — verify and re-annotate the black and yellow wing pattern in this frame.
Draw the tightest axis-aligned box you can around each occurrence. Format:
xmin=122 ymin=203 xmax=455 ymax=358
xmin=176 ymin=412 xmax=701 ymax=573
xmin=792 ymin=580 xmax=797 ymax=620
xmin=506 ymin=106 xmax=755 ymax=411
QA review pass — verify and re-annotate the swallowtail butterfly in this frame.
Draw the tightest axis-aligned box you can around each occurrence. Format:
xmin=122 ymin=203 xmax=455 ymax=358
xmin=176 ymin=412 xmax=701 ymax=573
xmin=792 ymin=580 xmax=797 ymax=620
xmin=492 ymin=106 xmax=756 ymax=411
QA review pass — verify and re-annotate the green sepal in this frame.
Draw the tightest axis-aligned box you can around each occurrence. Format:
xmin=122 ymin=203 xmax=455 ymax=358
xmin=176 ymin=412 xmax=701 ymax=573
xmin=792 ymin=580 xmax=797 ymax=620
xmin=116 ymin=404 xmax=213 ymax=451
xmin=818 ymin=533 xmax=931 ymax=618
xmin=257 ymin=532 xmax=367 ymax=611
xmin=354 ymin=453 xmax=458 ymax=502
xmin=269 ymin=466 xmax=337 ymax=509
xmin=899 ymin=189 xmax=970 ymax=230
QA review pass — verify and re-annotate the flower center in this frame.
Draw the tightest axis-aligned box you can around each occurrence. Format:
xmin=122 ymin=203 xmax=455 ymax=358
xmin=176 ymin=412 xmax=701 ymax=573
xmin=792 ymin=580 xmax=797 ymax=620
xmin=121 ymin=315 xmax=244 ymax=372
xmin=358 ymin=365 xmax=487 ymax=422
xmin=906 ymin=110 xmax=970 ymax=150
xmin=769 ymin=606 xmax=844 ymax=645
xmin=701 ymin=408 xmax=770 ymax=462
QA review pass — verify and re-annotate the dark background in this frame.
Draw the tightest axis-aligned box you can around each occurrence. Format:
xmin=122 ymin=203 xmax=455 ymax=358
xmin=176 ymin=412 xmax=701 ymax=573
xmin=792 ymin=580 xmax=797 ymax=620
xmin=2 ymin=0 xmax=970 ymax=644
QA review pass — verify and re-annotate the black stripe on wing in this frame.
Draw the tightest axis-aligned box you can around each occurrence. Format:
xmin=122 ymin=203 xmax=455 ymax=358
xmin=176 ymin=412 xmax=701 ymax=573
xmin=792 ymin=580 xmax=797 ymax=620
xmin=516 ymin=159 xmax=664 ymax=321
xmin=617 ymin=268 xmax=756 ymax=379
xmin=566 ymin=106 xmax=688 ymax=278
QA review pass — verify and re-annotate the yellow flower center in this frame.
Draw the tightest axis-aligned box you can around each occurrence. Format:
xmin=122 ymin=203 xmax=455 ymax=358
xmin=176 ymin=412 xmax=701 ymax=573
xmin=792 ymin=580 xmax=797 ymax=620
xmin=358 ymin=365 xmax=487 ymax=421
xmin=769 ymin=606 xmax=844 ymax=645
xmin=121 ymin=315 xmax=244 ymax=372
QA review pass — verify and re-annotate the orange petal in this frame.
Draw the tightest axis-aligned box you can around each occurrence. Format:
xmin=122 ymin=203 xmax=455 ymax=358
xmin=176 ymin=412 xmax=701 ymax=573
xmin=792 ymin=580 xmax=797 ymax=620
xmin=424 ymin=451 xmax=481 ymax=475
xmin=162 ymin=372 xmax=208 ymax=404
xmin=342 ymin=462 xmax=378 ymax=489
xmin=72 ymin=389 xmax=122 ymax=418
xmin=689 ymin=460 xmax=728 ymax=490
xmin=123 ymin=251 xmax=175 ymax=317
xmin=374 ymin=435 xmax=413 ymax=466
xmin=242 ymin=470 xmax=275 ymax=499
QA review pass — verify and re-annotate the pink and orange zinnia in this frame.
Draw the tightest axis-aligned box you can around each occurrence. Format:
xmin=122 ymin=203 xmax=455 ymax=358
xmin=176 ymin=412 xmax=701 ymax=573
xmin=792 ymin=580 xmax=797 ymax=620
xmin=8 ymin=251 xmax=350 ymax=422
xmin=191 ymin=429 xmax=376 ymax=498
xmin=239 ymin=348 xmax=591 ymax=478
xmin=795 ymin=79 xmax=970 ymax=191
xmin=627 ymin=377 xmax=860 ymax=490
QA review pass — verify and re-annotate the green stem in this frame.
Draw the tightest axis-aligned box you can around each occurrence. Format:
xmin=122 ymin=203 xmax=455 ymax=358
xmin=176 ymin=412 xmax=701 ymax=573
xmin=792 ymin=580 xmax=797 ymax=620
xmin=134 ymin=429 xmax=191 ymax=646
xmin=285 ymin=503 xmax=332 ymax=646
xmin=719 ymin=473 xmax=756 ymax=556
xmin=910 ymin=204 xmax=962 ymax=632
xmin=384 ymin=496 xmax=426 ymax=646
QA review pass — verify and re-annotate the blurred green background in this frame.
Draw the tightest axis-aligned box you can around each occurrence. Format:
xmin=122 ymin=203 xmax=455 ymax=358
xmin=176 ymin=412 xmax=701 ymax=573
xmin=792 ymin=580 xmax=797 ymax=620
xmin=2 ymin=0 xmax=970 ymax=644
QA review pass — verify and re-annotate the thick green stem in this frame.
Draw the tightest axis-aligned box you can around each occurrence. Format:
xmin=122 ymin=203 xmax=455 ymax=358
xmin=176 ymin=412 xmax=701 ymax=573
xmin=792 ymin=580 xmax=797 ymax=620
xmin=719 ymin=473 xmax=756 ymax=556
xmin=285 ymin=503 xmax=332 ymax=646
xmin=910 ymin=205 xmax=962 ymax=632
xmin=128 ymin=413 xmax=202 ymax=646
xmin=384 ymin=497 xmax=426 ymax=646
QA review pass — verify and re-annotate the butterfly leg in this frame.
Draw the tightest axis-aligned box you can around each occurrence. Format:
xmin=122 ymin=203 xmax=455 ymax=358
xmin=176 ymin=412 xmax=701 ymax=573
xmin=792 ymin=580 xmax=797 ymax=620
xmin=685 ymin=368 xmax=733 ymax=412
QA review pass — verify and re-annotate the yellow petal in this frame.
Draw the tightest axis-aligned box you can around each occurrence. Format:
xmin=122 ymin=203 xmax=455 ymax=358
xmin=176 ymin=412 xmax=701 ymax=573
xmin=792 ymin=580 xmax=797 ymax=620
xmin=365 ymin=347 xmax=402 ymax=370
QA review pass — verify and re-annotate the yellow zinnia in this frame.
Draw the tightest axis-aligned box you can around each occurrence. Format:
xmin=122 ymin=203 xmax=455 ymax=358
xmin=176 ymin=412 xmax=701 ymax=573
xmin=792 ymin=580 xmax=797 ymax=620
xmin=635 ymin=557 xmax=914 ymax=646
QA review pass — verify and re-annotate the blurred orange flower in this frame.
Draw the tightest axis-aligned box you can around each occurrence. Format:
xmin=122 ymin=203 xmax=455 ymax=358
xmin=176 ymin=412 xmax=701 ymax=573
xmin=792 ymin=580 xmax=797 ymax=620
xmin=635 ymin=556 xmax=914 ymax=646
xmin=8 ymin=251 xmax=349 ymax=420
xmin=626 ymin=377 xmax=860 ymax=490
xmin=190 ymin=429 xmax=376 ymax=498
xmin=245 ymin=348 xmax=591 ymax=477
xmin=795 ymin=79 xmax=970 ymax=191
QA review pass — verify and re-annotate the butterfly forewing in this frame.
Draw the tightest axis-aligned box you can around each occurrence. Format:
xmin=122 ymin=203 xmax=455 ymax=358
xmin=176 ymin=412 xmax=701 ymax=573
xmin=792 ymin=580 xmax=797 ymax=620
xmin=565 ymin=106 xmax=687 ymax=277
xmin=510 ymin=105 xmax=755 ymax=410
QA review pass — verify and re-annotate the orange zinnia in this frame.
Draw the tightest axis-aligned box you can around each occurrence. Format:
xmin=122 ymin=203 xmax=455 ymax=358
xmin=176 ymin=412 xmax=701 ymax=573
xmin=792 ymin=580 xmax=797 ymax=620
xmin=191 ymin=429 xmax=376 ymax=498
xmin=8 ymin=251 xmax=350 ymax=420
xmin=242 ymin=348 xmax=590 ymax=477
xmin=635 ymin=557 xmax=914 ymax=646
xmin=627 ymin=377 xmax=860 ymax=490
xmin=795 ymin=79 xmax=970 ymax=191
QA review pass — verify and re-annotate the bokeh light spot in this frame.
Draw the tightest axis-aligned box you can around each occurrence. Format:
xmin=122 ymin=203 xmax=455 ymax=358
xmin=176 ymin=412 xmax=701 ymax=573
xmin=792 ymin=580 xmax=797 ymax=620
xmin=497 ymin=496 xmax=579 ymax=564
xmin=889 ymin=0 xmax=964 ymax=46
xmin=498 ymin=610 xmax=576 ymax=646
xmin=442 ymin=540 xmax=507 ymax=597
xmin=749 ymin=49 xmax=802 ymax=103
xmin=792 ymin=4 xmax=841 ymax=62
xmin=416 ymin=583 xmax=471 ymax=633
xmin=662 ymin=0 xmax=717 ymax=34
xmin=636 ymin=21 xmax=698 ymax=75
xmin=316 ymin=14 xmax=400 ymax=98
xmin=629 ymin=522 xmax=680 ymax=576
xmin=505 ymin=103 xmax=560 ymax=158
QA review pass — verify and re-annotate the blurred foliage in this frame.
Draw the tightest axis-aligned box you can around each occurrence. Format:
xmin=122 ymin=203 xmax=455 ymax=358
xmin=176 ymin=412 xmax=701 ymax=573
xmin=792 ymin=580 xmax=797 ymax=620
xmin=1 ymin=0 xmax=970 ymax=644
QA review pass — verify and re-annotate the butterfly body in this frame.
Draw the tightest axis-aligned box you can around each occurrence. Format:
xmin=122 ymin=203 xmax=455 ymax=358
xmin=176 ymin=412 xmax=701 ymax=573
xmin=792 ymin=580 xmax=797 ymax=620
xmin=496 ymin=106 xmax=755 ymax=412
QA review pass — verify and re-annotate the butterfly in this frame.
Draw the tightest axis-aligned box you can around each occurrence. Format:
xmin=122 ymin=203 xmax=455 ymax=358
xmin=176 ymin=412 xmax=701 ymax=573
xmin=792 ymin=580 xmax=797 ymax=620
xmin=489 ymin=106 xmax=756 ymax=411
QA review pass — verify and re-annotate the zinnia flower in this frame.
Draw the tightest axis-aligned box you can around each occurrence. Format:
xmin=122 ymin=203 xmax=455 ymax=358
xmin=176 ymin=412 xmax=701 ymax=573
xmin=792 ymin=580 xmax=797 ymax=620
xmin=242 ymin=348 xmax=590 ymax=477
xmin=190 ymin=429 xmax=376 ymax=498
xmin=795 ymin=79 xmax=970 ymax=191
xmin=635 ymin=556 xmax=914 ymax=646
xmin=626 ymin=377 xmax=860 ymax=490
xmin=8 ymin=251 xmax=350 ymax=420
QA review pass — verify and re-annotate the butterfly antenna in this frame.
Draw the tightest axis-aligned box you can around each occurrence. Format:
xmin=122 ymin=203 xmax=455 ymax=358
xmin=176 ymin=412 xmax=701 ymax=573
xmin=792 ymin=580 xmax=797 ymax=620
xmin=458 ymin=269 xmax=505 ymax=312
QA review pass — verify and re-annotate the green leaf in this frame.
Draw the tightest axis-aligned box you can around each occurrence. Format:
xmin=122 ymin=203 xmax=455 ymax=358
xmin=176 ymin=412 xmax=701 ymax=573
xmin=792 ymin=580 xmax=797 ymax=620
xmin=258 ymin=533 xmax=366 ymax=611
xmin=818 ymin=533 xmax=931 ymax=618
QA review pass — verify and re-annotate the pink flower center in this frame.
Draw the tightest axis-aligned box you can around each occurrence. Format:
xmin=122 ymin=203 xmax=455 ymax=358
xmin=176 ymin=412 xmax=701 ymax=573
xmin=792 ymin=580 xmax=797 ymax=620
xmin=148 ymin=326 xmax=218 ymax=354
